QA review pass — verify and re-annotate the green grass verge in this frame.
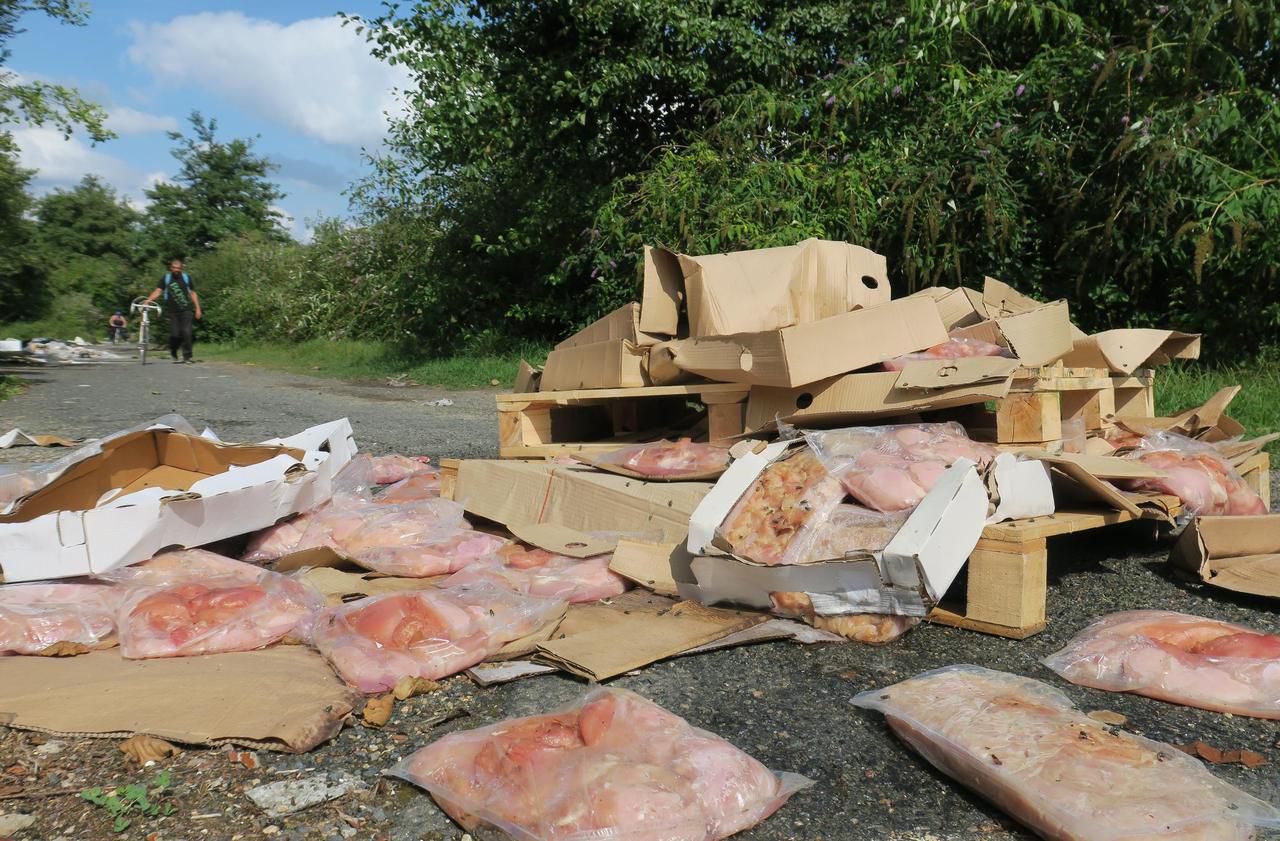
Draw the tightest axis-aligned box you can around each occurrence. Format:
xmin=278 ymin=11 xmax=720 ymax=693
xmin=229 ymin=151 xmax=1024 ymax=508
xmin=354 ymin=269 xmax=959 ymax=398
xmin=1156 ymin=354 xmax=1280 ymax=446
xmin=0 ymin=374 xmax=25 ymax=401
xmin=199 ymin=338 xmax=552 ymax=390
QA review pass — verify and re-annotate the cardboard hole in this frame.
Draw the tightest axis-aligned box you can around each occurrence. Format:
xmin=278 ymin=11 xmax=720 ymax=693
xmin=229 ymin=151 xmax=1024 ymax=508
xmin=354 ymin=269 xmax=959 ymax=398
xmin=739 ymin=349 xmax=754 ymax=372
xmin=937 ymin=364 xmax=959 ymax=378
xmin=564 ymin=541 xmax=588 ymax=549
xmin=795 ymin=393 xmax=814 ymax=409
xmin=860 ymin=275 xmax=879 ymax=289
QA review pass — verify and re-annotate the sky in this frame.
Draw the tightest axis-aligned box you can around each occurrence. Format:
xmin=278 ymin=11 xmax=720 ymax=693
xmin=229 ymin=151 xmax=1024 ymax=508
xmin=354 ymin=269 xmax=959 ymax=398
xmin=7 ymin=0 xmax=412 ymax=242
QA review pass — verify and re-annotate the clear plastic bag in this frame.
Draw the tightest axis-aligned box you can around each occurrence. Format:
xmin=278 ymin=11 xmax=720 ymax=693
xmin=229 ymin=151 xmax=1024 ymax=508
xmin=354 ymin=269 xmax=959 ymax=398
xmin=330 ymin=453 xmax=440 ymax=503
xmin=853 ymin=665 xmax=1280 ymax=841
xmin=441 ymin=544 xmax=630 ymax=603
xmin=389 ymin=687 xmax=810 ymax=840
xmin=115 ymin=552 xmax=324 ymax=659
xmin=1118 ymin=432 xmax=1266 ymax=516
xmin=350 ymin=527 xmax=509 ymax=578
xmin=307 ymin=583 xmax=566 ymax=693
xmin=786 ymin=503 xmax=908 ymax=564
xmin=805 ymin=423 xmax=996 ymax=513
xmin=242 ymin=497 xmax=468 ymax=563
xmin=595 ymin=438 xmax=732 ymax=479
xmin=768 ymin=592 xmax=918 ymax=644
xmin=881 ymin=336 xmax=1015 ymax=371
xmin=376 ymin=472 xmax=442 ymax=504
xmin=0 ymin=582 xmax=123 ymax=654
xmin=715 ymin=449 xmax=846 ymax=566
xmin=1043 ymin=610 xmax=1280 ymax=719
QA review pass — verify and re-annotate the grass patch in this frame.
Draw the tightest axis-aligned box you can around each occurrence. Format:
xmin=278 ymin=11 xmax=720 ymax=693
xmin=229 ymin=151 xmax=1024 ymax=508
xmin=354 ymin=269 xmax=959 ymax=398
xmin=0 ymin=374 xmax=26 ymax=401
xmin=1156 ymin=353 xmax=1280 ymax=447
xmin=200 ymin=338 xmax=551 ymax=390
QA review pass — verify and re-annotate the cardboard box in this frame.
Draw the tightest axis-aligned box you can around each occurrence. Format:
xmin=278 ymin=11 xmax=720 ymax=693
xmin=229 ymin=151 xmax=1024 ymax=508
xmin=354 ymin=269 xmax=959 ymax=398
xmin=555 ymin=303 xmax=665 ymax=350
xmin=452 ymin=459 xmax=712 ymax=547
xmin=539 ymin=339 xmax=650 ymax=391
xmin=659 ymin=297 xmax=947 ymax=388
xmin=644 ymin=340 xmax=702 ymax=386
xmin=949 ymin=300 xmax=1074 ymax=366
xmin=0 ymin=420 xmax=356 ymax=582
xmin=682 ymin=451 xmax=990 ymax=616
xmin=1062 ymin=329 xmax=1201 ymax=375
xmin=909 ymin=286 xmax=988 ymax=330
xmin=744 ymin=358 xmax=1016 ymax=432
xmin=513 ymin=359 xmax=541 ymax=394
xmin=983 ymin=276 xmax=1089 ymax=341
xmin=640 ymin=245 xmax=684 ymax=335
xmin=1170 ymin=515 xmax=1280 ymax=599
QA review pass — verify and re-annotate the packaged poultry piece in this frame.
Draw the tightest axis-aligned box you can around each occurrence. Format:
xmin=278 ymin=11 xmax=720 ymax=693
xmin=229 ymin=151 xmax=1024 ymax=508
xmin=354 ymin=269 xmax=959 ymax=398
xmin=882 ymin=335 xmax=1015 ymax=371
xmin=1043 ymin=610 xmax=1280 ymax=719
xmin=112 ymin=551 xmax=324 ymax=659
xmin=346 ymin=453 xmax=437 ymax=486
xmin=805 ymin=422 xmax=996 ymax=513
xmin=307 ymin=583 xmax=566 ymax=693
xmin=0 ymin=582 xmax=123 ymax=655
xmin=853 ymin=665 xmax=1280 ymax=841
xmin=440 ymin=543 xmax=630 ymax=603
xmin=591 ymin=438 xmax=732 ymax=480
xmin=768 ymin=592 xmax=918 ymax=644
xmin=348 ymin=527 xmax=509 ymax=578
xmin=376 ymin=471 xmax=442 ymax=504
xmin=390 ymin=687 xmax=809 ymax=840
xmin=715 ymin=449 xmax=846 ymax=565
xmin=1118 ymin=432 xmax=1266 ymax=516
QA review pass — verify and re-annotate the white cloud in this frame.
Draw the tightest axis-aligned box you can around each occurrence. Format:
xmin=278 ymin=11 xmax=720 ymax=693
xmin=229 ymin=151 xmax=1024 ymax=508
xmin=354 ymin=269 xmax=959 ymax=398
xmin=12 ymin=127 xmax=143 ymax=195
xmin=126 ymin=12 xmax=410 ymax=149
xmin=106 ymin=106 xmax=179 ymax=136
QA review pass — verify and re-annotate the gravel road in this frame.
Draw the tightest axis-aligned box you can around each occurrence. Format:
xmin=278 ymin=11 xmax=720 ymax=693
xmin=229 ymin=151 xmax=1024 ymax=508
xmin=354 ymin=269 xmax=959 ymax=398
xmin=1 ymin=356 xmax=1278 ymax=841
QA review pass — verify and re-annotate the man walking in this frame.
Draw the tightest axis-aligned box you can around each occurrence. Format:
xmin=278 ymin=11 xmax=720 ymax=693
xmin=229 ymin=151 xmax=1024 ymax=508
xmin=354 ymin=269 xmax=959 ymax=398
xmin=143 ymin=258 xmax=202 ymax=363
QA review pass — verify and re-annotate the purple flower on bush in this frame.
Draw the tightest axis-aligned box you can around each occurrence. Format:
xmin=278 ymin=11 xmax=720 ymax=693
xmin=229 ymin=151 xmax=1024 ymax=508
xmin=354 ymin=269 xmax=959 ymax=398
xmin=892 ymin=85 xmax=901 ymax=96
xmin=825 ymin=95 xmax=837 ymax=108
xmin=1157 ymin=4 xmax=1169 ymax=13
xmin=1015 ymin=84 xmax=1026 ymax=97
xmin=590 ymin=268 xmax=598 ymax=279
xmin=609 ymin=260 xmax=617 ymax=269
xmin=979 ymin=149 xmax=991 ymax=158
xmin=896 ymin=37 xmax=905 ymax=45
xmin=1121 ymin=114 xmax=1131 ymax=126
xmin=993 ymin=120 xmax=1003 ymax=129
xmin=1091 ymin=62 xmax=1100 ymax=71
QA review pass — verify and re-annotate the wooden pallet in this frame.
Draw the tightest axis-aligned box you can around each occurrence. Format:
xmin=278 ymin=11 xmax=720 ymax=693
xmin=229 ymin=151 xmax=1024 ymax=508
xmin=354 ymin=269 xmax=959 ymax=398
xmin=989 ymin=365 xmax=1155 ymax=445
xmin=929 ymin=495 xmax=1182 ymax=638
xmin=495 ymin=384 xmax=750 ymax=459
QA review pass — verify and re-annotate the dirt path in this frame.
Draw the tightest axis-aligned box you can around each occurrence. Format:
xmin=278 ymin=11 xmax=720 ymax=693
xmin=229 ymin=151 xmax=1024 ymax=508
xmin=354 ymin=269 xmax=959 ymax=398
xmin=2 ymin=357 xmax=1278 ymax=841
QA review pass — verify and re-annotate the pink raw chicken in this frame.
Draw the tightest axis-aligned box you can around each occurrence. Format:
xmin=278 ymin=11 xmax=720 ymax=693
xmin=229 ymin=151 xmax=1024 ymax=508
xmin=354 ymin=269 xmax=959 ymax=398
xmin=1121 ymin=444 xmax=1266 ymax=516
xmin=596 ymin=438 xmax=731 ymax=478
xmin=364 ymin=453 xmax=435 ymax=485
xmin=115 ymin=552 xmax=324 ymax=659
xmin=854 ymin=665 xmax=1280 ymax=841
xmin=390 ymin=687 xmax=807 ymax=840
xmin=1044 ymin=610 xmax=1280 ymax=719
xmin=350 ymin=528 xmax=509 ymax=578
xmin=0 ymin=582 xmax=123 ymax=655
xmin=806 ymin=423 xmax=996 ymax=513
xmin=441 ymin=544 xmax=630 ymax=603
xmin=242 ymin=497 xmax=467 ymax=563
xmin=376 ymin=472 xmax=442 ymax=504
xmin=882 ymin=335 xmax=1014 ymax=371
xmin=308 ymin=584 xmax=565 ymax=693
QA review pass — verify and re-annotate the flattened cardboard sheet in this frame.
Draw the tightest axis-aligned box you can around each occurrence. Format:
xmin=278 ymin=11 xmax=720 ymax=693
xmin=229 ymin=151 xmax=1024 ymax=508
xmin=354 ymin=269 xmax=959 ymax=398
xmin=539 ymin=339 xmax=650 ymax=391
xmin=1063 ymin=329 xmax=1201 ymax=374
xmin=0 ymin=647 xmax=361 ymax=752
xmin=556 ymin=303 xmax=665 ymax=350
xmin=950 ymin=300 xmax=1074 ymax=366
xmin=1170 ymin=515 xmax=1280 ymax=598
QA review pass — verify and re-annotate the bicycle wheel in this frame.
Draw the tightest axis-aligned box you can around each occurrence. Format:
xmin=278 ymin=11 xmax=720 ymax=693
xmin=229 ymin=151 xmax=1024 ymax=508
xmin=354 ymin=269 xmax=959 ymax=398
xmin=139 ymin=322 xmax=148 ymax=364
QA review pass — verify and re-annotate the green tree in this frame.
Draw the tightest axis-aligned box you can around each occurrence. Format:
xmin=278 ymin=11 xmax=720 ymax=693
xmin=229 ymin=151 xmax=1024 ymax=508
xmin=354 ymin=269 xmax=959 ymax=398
xmin=0 ymin=134 xmax=42 ymax=317
xmin=0 ymin=1 xmax=111 ymax=141
xmin=34 ymin=175 xmax=144 ymax=312
xmin=144 ymin=112 xmax=286 ymax=260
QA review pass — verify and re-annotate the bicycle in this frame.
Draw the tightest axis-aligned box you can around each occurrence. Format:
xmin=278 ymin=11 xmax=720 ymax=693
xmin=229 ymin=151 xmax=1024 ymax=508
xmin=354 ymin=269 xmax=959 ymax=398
xmin=130 ymin=298 xmax=161 ymax=364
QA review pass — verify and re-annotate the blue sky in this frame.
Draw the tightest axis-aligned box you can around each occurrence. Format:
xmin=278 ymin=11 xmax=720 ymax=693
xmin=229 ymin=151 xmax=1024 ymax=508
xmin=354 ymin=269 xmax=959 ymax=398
xmin=8 ymin=1 xmax=409 ymax=241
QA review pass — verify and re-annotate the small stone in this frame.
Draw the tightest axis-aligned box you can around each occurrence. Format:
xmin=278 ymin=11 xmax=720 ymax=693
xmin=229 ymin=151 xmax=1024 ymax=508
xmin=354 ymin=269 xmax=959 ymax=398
xmin=263 ymin=826 xmax=280 ymax=836
xmin=0 ymin=813 xmax=36 ymax=834
xmin=247 ymin=774 xmax=360 ymax=817
xmin=33 ymin=740 xmax=65 ymax=756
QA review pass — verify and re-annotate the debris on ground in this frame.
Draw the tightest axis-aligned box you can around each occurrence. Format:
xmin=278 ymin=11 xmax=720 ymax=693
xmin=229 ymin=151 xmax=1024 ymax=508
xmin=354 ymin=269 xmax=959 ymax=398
xmin=245 ymin=774 xmax=360 ymax=817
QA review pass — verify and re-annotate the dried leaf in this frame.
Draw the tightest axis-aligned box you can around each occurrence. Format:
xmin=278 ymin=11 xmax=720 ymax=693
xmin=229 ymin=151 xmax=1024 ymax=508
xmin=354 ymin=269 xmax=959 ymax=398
xmin=227 ymin=751 xmax=259 ymax=770
xmin=392 ymin=676 xmax=441 ymax=701
xmin=1175 ymin=741 xmax=1266 ymax=768
xmin=5 ymin=765 xmax=27 ymax=776
xmin=362 ymin=695 xmax=394 ymax=727
xmin=35 ymin=641 xmax=93 ymax=657
xmin=1087 ymin=710 xmax=1127 ymax=726
xmin=119 ymin=734 xmax=180 ymax=764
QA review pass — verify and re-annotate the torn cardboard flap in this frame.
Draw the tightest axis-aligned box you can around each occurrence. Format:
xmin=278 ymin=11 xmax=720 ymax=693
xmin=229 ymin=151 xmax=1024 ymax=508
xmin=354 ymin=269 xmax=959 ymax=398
xmin=1170 ymin=515 xmax=1280 ymax=598
xmin=662 ymin=297 xmax=948 ymax=388
xmin=640 ymin=246 xmax=684 ymax=335
xmin=300 ymin=567 xmax=439 ymax=605
xmin=894 ymin=356 xmax=1019 ymax=389
xmin=986 ymin=454 xmax=1056 ymax=524
xmin=0 ymin=647 xmax=361 ymax=752
xmin=556 ymin=302 xmax=665 ymax=350
xmin=506 ymin=523 xmax=615 ymax=558
xmin=951 ymin=300 xmax=1074 ymax=367
xmin=0 ymin=429 xmax=81 ymax=448
xmin=608 ymin=538 xmax=686 ymax=596
xmin=1032 ymin=453 xmax=1176 ymax=519
xmin=539 ymin=339 xmax=650 ymax=391
xmin=1062 ymin=329 xmax=1201 ymax=375
xmin=745 ymin=369 xmax=1012 ymax=432
xmin=513 ymin=359 xmax=542 ymax=394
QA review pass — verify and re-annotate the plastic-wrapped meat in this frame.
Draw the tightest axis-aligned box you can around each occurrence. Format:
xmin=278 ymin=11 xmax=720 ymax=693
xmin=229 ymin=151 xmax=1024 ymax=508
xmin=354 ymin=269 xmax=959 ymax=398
xmin=350 ymin=528 xmax=509 ymax=578
xmin=307 ymin=584 xmax=566 ymax=693
xmin=115 ymin=553 xmax=324 ymax=659
xmin=0 ymin=582 xmax=123 ymax=655
xmin=376 ymin=472 xmax=442 ymax=504
xmin=716 ymin=450 xmax=846 ymax=565
xmin=596 ymin=438 xmax=731 ymax=479
xmin=1043 ymin=610 xmax=1280 ymax=719
xmin=241 ymin=512 xmax=313 ymax=563
xmin=364 ymin=453 xmax=436 ymax=485
xmin=390 ymin=687 xmax=807 ymax=840
xmin=118 ymin=548 xmax=265 ymax=584
xmin=854 ymin=665 xmax=1280 ymax=841
xmin=882 ymin=335 xmax=1015 ymax=371
xmin=441 ymin=544 xmax=630 ymax=603
xmin=1119 ymin=433 xmax=1266 ymax=516
xmin=772 ymin=503 xmax=907 ymax=565
xmin=768 ymin=592 xmax=918 ymax=643
xmin=806 ymin=423 xmax=996 ymax=513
